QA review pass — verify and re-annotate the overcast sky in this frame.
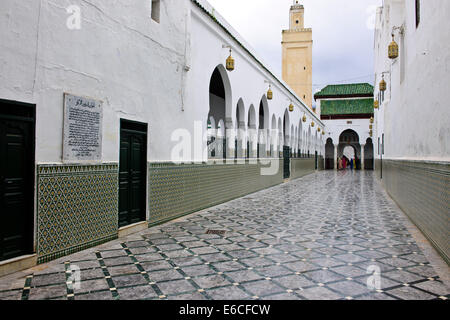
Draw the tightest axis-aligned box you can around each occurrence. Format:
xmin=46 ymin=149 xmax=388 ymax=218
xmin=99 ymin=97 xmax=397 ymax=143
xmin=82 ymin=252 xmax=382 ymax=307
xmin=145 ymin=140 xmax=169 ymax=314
xmin=206 ymin=0 xmax=383 ymax=94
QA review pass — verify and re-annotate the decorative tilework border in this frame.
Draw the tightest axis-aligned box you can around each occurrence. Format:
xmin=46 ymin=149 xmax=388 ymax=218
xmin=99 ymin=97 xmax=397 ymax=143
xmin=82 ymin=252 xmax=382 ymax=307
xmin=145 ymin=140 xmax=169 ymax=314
xmin=37 ymin=234 xmax=118 ymax=265
xmin=38 ymin=163 xmax=119 ymax=175
xmin=381 ymin=159 xmax=450 ymax=265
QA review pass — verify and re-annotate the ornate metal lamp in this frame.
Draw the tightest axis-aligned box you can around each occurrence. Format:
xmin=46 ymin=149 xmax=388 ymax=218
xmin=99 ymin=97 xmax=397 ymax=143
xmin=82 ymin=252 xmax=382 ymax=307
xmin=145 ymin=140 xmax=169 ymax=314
xmin=267 ymin=85 xmax=273 ymax=100
xmin=379 ymin=75 xmax=386 ymax=92
xmin=226 ymin=48 xmax=235 ymax=71
xmin=388 ymin=34 xmax=399 ymax=59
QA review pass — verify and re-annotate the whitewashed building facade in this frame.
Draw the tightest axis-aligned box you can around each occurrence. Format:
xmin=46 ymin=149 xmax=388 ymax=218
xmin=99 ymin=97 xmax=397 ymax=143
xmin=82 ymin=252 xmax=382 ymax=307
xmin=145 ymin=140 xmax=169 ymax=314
xmin=0 ymin=0 xmax=325 ymax=273
xmin=373 ymin=0 xmax=450 ymax=264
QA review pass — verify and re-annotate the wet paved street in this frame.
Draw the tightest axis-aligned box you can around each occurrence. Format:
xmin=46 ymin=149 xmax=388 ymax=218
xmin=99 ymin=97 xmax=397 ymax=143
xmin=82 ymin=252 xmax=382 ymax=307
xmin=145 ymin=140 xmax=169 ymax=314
xmin=1 ymin=170 xmax=449 ymax=300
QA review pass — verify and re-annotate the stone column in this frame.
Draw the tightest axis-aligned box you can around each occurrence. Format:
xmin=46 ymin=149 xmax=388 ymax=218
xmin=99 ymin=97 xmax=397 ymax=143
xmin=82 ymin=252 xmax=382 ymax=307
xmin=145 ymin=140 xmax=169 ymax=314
xmin=334 ymin=144 xmax=338 ymax=170
xmin=225 ymin=118 xmax=234 ymax=160
xmin=361 ymin=144 xmax=365 ymax=170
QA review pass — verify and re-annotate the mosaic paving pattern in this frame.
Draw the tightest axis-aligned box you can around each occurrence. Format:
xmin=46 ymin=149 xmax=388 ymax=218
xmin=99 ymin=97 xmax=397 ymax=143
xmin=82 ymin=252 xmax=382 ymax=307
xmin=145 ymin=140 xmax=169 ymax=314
xmin=1 ymin=170 xmax=449 ymax=300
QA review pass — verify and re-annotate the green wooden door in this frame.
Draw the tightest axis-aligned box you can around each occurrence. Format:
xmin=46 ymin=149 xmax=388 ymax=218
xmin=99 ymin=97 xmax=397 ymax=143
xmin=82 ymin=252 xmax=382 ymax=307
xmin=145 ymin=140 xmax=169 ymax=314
xmin=119 ymin=121 xmax=147 ymax=228
xmin=0 ymin=102 xmax=35 ymax=261
xmin=283 ymin=146 xmax=291 ymax=179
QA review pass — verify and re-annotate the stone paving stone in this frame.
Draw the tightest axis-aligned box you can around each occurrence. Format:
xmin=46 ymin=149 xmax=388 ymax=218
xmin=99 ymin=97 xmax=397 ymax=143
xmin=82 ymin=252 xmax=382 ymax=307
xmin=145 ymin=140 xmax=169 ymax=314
xmin=0 ymin=289 xmax=22 ymax=300
xmin=242 ymin=280 xmax=286 ymax=297
xmin=181 ymin=265 xmax=217 ymax=277
xmin=327 ymin=280 xmax=373 ymax=297
xmin=117 ymin=285 xmax=157 ymax=300
xmin=225 ymin=270 xmax=265 ymax=283
xmin=383 ymin=270 xmax=425 ymax=284
xmin=302 ymin=270 xmax=345 ymax=284
xmin=157 ymin=279 xmax=196 ymax=296
xmin=387 ymin=286 xmax=437 ymax=300
xmin=262 ymin=292 xmax=301 ymax=300
xmin=273 ymin=275 xmax=316 ymax=290
xmin=2 ymin=171 xmax=449 ymax=300
xmin=75 ymin=278 xmax=110 ymax=294
xmin=141 ymin=260 xmax=173 ymax=272
xmin=149 ymin=269 xmax=184 ymax=283
xmin=254 ymin=265 xmax=293 ymax=278
xmin=113 ymin=274 xmax=149 ymax=288
xmin=29 ymin=284 xmax=66 ymax=300
xmin=193 ymin=275 xmax=231 ymax=289
xmin=107 ymin=264 xmax=141 ymax=276
xmin=168 ymin=292 xmax=208 ymax=300
xmin=75 ymin=290 xmax=114 ymax=300
xmin=79 ymin=268 xmax=107 ymax=281
xmin=31 ymin=273 xmax=66 ymax=287
xmin=206 ymin=286 xmax=250 ymax=300
xmin=296 ymin=286 xmax=343 ymax=300
xmin=69 ymin=260 xmax=100 ymax=270
xmin=412 ymin=280 xmax=450 ymax=296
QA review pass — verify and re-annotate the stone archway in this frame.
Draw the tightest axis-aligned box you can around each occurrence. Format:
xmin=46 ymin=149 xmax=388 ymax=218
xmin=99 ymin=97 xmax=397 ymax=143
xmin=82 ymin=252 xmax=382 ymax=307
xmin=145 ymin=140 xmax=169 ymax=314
xmin=338 ymin=129 xmax=361 ymax=170
xmin=208 ymin=65 xmax=232 ymax=159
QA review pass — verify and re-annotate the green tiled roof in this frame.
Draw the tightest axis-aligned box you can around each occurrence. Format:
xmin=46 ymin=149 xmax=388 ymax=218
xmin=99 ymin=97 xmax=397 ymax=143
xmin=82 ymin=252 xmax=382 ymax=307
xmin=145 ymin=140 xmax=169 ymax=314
xmin=321 ymin=99 xmax=374 ymax=116
xmin=315 ymin=83 xmax=374 ymax=99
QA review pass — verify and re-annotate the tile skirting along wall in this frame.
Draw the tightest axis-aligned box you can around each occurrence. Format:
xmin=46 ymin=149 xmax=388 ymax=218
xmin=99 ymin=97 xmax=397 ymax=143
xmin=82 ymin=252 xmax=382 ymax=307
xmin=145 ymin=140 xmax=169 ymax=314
xmin=37 ymin=164 xmax=119 ymax=264
xmin=34 ymin=159 xmax=316 ymax=265
xmin=380 ymin=159 xmax=449 ymax=265
xmin=148 ymin=159 xmax=315 ymax=226
xmin=291 ymin=158 xmax=316 ymax=178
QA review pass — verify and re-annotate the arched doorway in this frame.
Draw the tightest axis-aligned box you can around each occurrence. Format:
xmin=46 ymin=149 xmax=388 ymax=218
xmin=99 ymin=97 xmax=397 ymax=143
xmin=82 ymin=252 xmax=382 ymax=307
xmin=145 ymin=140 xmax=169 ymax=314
xmin=325 ymin=138 xmax=334 ymax=169
xmin=235 ymin=99 xmax=246 ymax=159
xmin=247 ymin=105 xmax=256 ymax=158
xmin=338 ymin=129 xmax=361 ymax=170
xmin=208 ymin=66 xmax=232 ymax=159
xmin=364 ymin=138 xmax=374 ymax=170
xmin=270 ymin=114 xmax=277 ymax=157
xmin=258 ymin=96 xmax=269 ymax=158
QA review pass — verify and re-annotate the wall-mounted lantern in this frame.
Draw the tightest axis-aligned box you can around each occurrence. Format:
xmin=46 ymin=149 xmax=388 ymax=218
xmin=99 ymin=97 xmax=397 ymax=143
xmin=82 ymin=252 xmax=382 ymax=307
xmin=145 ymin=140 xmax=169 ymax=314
xmin=289 ymin=103 xmax=294 ymax=112
xmin=223 ymin=45 xmax=235 ymax=71
xmin=389 ymin=26 xmax=404 ymax=60
xmin=379 ymin=75 xmax=386 ymax=92
xmin=311 ymin=121 xmax=315 ymax=128
xmin=318 ymin=127 xmax=321 ymax=133
xmin=369 ymin=124 xmax=373 ymax=130
xmin=302 ymin=114 xmax=307 ymax=123
xmin=388 ymin=34 xmax=399 ymax=59
xmin=267 ymin=84 xmax=273 ymax=100
xmin=374 ymin=100 xmax=379 ymax=109
xmin=370 ymin=116 xmax=374 ymax=124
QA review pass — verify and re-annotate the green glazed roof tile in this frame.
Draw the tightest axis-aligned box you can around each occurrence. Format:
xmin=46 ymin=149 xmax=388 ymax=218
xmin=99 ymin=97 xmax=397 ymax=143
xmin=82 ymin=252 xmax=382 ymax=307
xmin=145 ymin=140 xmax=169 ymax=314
xmin=321 ymin=99 xmax=374 ymax=115
xmin=315 ymin=83 xmax=374 ymax=98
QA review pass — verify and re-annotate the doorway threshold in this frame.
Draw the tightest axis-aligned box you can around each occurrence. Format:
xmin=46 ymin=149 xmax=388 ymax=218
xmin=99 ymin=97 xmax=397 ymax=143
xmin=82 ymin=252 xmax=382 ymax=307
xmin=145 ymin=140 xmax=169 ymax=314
xmin=118 ymin=221 xmax=148 ymax=238
xmin=0 ymin=254 xmax=37 ymax=277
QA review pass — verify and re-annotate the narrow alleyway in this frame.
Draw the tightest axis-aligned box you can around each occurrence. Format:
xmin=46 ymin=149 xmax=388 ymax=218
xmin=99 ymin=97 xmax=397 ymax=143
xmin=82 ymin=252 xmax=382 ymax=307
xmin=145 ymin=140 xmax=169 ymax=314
xmin=0 ymin=171 xmax=449 ymax=300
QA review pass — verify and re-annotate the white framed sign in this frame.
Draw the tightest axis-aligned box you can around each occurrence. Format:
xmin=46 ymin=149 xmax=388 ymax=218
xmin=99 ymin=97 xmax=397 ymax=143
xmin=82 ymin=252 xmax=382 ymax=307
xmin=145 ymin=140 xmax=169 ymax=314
xmin=63 ymin=93 xmax=103 ymax=162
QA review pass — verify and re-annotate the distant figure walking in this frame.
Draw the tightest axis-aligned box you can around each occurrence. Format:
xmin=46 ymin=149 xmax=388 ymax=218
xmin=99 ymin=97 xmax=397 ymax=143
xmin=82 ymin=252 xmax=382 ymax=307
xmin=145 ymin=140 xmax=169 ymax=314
xmin=343 ymin=156 xmax=348 ymax=170
xmin=338 ymin=157 xmax=342 ymax=170
xmin=350 ymin=158 xmax=354 ymax=170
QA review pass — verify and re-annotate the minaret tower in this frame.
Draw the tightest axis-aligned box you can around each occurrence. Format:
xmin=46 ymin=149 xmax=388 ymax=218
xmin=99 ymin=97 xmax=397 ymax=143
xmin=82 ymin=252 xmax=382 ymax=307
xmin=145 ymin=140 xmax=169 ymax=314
xmin=282 ymin=1 xmax=313 ymax=110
